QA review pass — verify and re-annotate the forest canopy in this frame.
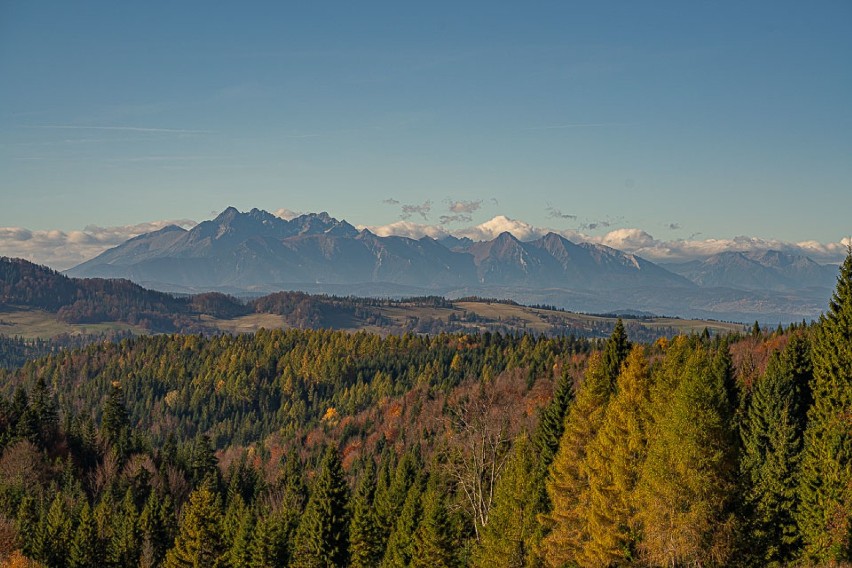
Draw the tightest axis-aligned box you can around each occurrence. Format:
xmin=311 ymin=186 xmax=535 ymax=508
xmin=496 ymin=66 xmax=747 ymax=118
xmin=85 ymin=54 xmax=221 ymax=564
xmin=0 ymin=250 xmax=848 ymax=567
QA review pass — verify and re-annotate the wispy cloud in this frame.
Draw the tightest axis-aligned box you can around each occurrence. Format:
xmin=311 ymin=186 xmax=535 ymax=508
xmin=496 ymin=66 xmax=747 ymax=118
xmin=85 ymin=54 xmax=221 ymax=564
xmin=23 ymin=125 xmax=213 ymax=134
xmin=446 ymin=199 xmax=482 ymax=214
xmin=579 ymin=216 xmax=622 ymax=231
xmin=580 ymin=221 xmax=611 ymax=231
xmin=546 ymin=204 xmax=577 ymax=220
xmin=440 ymin=214 xmax=473 ymax=225
xmin=400 ymin=200 xmax=432 ymax=221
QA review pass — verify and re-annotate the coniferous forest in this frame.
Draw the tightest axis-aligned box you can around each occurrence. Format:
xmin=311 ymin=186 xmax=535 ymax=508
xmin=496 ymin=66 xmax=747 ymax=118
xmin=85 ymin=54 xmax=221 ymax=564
xmin=0 ymin=251 xmax=849 ymax=567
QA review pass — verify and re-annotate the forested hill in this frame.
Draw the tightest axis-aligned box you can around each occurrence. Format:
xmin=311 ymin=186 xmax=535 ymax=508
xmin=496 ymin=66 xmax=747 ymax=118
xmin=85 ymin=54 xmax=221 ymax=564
xmin=0 ymin=330 xmax=594 ymax=449
xmin=0 ymin=256 xmax=386 ymax=333
xmin=0 ymin=247 xmax=846 ymax=566
xmin=1 ymin=256 xmax=196 ymax=331
xmin=0 ymin=256 xmax=745 ymax=343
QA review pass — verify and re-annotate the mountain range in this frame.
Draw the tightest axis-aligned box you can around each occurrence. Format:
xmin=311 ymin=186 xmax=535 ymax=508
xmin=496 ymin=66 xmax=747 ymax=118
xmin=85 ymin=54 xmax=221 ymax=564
xmin=66 ymin=207 xmax=840 ymax=323
xmin=661 ymin=250 xmax=838 ymax=291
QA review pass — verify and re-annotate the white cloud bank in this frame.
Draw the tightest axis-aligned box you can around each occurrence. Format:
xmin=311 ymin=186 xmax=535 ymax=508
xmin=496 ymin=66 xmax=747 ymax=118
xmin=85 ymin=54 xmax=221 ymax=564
xmin=594 ymin=229 xmax=852 ymax=264
xmin=273 ymin=208 xmax=301 ymax=221
xmin=1 ymin=213 xmax=848 ymax=272
xmin=0 ymin=219 xmax=197 ymax=270
xmin=363 ymin=220 xmax=450 ymax=240
xmin=367 ymin=215 xmax=851 ymax=264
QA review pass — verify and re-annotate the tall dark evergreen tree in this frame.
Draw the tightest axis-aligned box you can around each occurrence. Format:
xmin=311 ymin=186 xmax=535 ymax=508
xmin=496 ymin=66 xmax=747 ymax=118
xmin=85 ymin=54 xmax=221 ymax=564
xmin=29 ymin=375 xmax=58 ymax=447
xmin=248 ymin=509 xmax=291 ymax=568
xmin=189 ymin=434 xmax=219 ymax=488
xmin=108 ymin=488 xmax=141 ymax=568
xmin=349 ymin=460 xmax=383 ymax=568
xmin=532 ymin=367 xmax=574 ymax=470
xmin=36 ymin=492 xmax=72 ymax=568
xmin=740 ymin=333 xmax=812 ymax=565
xmin=412 ymin=475 xmax=455 ymax=568
xmin=101 ymin=382 xmax=131 ymax=448
xmin=291 ymin=445 xmax=351 ymax=568
xmin=139 ymin=490 xmax=170 ymax=568
xmin=797 ymin=249 xmax=852 ymax=561
xmin=224 ymin=498 xmax=254 ymax=568
xmin=374 ymin=449 xmax=419 ymax=549
xmin=381 ymin=480 xmax=423 ymax=568
xmin=277 ymin=447 xmax=308 ymax=503
xmin=16 ymin=494 xmax=38 ymax=559
xmin=69 ymin=500 xmax=99 ymax=568
xmin=601 ymin=319 xmax=631 ymax=388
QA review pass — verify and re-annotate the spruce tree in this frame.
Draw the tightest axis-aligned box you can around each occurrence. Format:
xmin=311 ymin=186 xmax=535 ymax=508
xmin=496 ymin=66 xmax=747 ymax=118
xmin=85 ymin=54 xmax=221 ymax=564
xmin=224 ymin=501 xmax=254 ymax=568
xmin=291 ymin=445 xmax=351 ymax=568
xmin=189 ymin=434 xmax=219 ymax=488
xmin=797 ymin=249 xmax=852 ymax=561
xmin=412 ymin=475 xmax=455 ymax=568
xmin=374 ymin=449 xmax=418 ymax=549
xmin=275 ymin=447 xmax=308 ymax=513
xmin=108 ymin=488 xmax=140 ymax=567
xmin=381 ymin=480 xmax=423 ymax=568
xmin=159 ymin=495 xmax=178 ymax=556
xmin=29 ymin=375 xmax=58 ymax=447
xmin=249 ymin=447 xmax=307 ymax=567
xmin=163 ymin=481 xmax=225 ymax=568
xmin=101 ymin=382 xmax=131 ymax=448
xmin=16 ymin=494 xmax=37 ymax=559
xmin=92 ymin=491 xmax=114 ymax=550
xmin=249 ymin=509 xmax=291 ymax=568
xmin=139 ymin=491 xmax=169 ymax=568
xmin=69 ymin=501 xmax=98 ymax=568
xmin=349 ymin=461 xmax=383 ymax=568
xmin=222 ymin=493 xmax=248 ymax=552
xmin=516 ymin=365 xmax=574 ymax=567
xmin=740 ymin=333 xmax=812 ymax=564
xmin=532 ymin=367 xmax=574 ymax=469
xmin=35 ymin=492 xmax=72 ymax=568
xmin=601 ymin=319 xmax=631 ymax=389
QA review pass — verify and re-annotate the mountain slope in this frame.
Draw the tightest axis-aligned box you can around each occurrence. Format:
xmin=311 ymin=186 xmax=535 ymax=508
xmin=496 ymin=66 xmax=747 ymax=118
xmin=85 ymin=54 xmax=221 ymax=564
xmin=68 ymin=207 xmax=687 ymax=292
xmin=663 ymin=250 xmax=838 ymax=291
xmin=63 ymin=208 xmax=838 ymax=321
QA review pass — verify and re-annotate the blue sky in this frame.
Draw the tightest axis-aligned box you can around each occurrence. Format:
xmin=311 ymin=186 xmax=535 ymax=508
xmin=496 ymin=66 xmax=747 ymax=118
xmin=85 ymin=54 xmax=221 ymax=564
xmin=1 ymin=1 xmax=850 ymax=268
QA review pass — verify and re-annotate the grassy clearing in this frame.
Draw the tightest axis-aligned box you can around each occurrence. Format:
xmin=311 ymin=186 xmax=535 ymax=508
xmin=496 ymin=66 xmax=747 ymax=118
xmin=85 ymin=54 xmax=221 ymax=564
xmin=0 ymin=307 xmax=146 ymax=339
xmin=201 ymin=313 xmax=288 ymax=334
